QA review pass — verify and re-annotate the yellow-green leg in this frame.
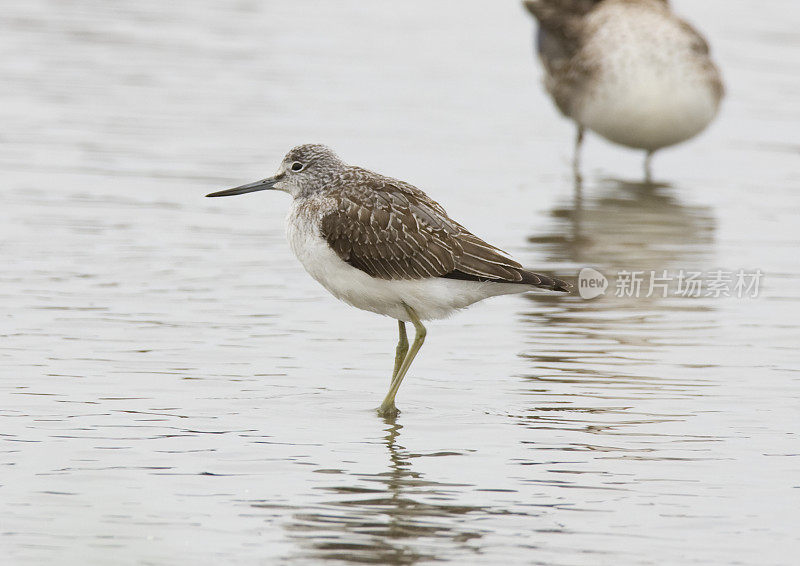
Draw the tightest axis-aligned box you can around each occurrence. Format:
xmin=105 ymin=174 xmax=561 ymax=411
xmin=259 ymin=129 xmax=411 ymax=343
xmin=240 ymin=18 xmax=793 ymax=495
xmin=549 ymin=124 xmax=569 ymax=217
xmin=377 ymin=305 xmax=427 ymax=418
xmin=391 ymin=320 xmax=409 ymax=381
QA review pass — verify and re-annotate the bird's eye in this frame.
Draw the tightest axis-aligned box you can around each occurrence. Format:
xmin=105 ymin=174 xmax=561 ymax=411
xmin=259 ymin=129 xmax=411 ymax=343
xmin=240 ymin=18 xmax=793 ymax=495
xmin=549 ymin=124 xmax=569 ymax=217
xmin=291 ymin=162 xmax=304 ymax=172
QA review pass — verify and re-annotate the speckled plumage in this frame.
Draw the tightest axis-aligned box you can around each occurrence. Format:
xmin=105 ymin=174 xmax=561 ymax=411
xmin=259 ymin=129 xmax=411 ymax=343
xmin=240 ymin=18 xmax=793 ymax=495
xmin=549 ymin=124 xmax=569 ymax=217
xmin=523 ymin=0 xmax=724 ymax=159
xmin=318 ymin=167 xmax=563 ymax=287
xmin=207 ymin=145 xmax=569 ymax=415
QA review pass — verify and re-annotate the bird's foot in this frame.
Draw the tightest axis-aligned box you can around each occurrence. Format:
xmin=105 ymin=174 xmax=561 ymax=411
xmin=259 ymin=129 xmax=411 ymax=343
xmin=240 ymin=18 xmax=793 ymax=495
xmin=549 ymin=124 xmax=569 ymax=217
xmin=376 ymin=402 xmax=400 ymax=419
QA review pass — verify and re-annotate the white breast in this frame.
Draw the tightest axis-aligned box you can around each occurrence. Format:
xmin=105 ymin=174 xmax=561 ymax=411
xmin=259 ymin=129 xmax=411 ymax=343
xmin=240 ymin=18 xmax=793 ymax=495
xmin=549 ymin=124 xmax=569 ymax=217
xmin=284 ymin=198 xmax=528 ymax=322
xmin=575 ymin=3 xmax=722 ymax=151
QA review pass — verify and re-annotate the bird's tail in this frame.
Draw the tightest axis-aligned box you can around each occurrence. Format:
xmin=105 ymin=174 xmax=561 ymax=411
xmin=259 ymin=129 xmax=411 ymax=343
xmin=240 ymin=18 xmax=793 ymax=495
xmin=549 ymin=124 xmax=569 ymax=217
xmin=518 ymin=268 xmax=571 ymax=293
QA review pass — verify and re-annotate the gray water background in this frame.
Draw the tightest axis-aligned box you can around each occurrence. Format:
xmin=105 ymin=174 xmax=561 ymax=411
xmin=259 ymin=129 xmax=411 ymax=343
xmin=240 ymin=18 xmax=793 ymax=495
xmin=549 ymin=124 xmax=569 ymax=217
xmin=1 ymin=1 xmax=799 ymax=564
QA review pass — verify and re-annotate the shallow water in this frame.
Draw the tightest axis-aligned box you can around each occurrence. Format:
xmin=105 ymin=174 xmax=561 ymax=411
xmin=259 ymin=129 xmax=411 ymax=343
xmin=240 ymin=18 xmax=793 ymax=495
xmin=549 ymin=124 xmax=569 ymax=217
xmin=1 ymin=1 xmax=799 ymax=564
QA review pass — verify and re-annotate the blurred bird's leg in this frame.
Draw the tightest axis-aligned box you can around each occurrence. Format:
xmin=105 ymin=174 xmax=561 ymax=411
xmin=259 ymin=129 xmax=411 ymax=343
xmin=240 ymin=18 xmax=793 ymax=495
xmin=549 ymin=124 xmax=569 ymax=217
xmin=377 ymin=306 xmax=426 ymax=418
xmin=573 ymin=126 xmax=585 ymax=180
xmin=644 ymin=150 xmax=654 ymax=183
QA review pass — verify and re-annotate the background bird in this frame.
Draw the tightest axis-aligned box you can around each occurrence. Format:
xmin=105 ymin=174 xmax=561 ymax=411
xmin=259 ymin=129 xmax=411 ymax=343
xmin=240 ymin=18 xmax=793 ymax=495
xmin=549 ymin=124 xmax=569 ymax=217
xmin=522 ymin=0 xmax=724 ymax=179
xmin=207 ymin=144 xmax=569 ymax=417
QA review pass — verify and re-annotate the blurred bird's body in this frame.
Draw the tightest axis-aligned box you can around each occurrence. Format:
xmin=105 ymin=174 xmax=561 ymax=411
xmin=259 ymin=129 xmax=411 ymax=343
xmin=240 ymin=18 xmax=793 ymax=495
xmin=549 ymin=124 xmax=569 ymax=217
xmin=208 ymin=144 xmax=568 ymax=416
xmin=523 ymin=0 xmax=724 ymax=175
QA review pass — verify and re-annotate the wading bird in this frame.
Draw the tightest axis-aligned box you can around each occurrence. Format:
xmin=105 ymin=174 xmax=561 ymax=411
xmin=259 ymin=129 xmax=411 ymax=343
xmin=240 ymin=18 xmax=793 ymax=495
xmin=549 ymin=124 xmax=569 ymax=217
xmin=207 ymin=144 xmax=569 ymax=417
xmin=523 ymin=0 xmax=724 ymax=179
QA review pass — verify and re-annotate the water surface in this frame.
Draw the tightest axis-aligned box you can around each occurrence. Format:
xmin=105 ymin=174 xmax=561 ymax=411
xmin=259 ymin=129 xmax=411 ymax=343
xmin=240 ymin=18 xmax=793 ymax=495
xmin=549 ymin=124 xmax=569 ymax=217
xmin=2 ymin=1 xmax=799 ymax=564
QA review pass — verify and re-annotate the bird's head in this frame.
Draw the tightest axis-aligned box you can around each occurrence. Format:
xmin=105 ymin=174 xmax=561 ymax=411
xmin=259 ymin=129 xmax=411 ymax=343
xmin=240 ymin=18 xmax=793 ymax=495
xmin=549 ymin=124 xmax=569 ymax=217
xmin=206 ymin=144 xmax=345 ymax=200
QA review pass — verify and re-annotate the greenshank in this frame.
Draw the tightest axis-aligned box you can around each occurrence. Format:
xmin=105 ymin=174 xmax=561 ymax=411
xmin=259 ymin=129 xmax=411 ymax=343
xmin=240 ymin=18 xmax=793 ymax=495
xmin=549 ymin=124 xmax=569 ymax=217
xmin=207 ymin=144 xmax=569 ymax=417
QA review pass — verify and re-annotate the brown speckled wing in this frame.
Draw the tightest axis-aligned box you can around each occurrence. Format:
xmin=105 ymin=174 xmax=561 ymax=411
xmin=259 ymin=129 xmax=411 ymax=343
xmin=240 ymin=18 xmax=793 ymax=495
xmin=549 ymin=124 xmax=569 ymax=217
xmin=320 ymin=174 xmax=458 ymax=280
xmin=320 ymin=169 xmax=569 ymax=292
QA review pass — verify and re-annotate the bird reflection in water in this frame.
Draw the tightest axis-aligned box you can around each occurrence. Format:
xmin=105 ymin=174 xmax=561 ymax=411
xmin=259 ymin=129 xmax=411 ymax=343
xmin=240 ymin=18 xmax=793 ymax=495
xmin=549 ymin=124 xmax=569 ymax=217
xmin=514 ymin=174 xmax=720 ymax=446
xmin=530 ymin=174 xmax=716 ymax=270
xmin=280 ymin=420 xmax=484 ymax=565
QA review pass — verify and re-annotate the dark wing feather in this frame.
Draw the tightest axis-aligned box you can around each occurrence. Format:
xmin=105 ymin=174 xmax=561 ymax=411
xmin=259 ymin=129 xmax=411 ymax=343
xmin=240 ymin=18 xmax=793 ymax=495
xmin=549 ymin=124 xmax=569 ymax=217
xmin=320 ymin=170 xmax=569 ymax=292
xmin=321 ymin=175 xmax=458 ymax=280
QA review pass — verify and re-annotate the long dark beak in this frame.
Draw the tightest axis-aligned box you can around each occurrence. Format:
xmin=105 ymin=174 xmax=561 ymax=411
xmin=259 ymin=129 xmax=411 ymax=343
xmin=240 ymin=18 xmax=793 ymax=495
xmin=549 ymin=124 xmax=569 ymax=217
xmin=206 ymin=175 xmax=281 ymax=198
